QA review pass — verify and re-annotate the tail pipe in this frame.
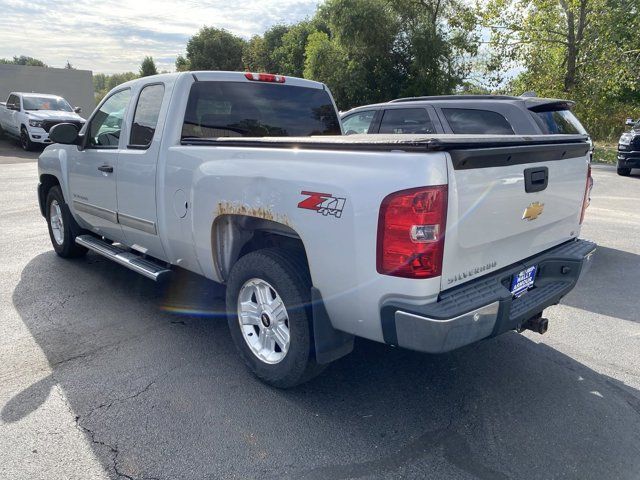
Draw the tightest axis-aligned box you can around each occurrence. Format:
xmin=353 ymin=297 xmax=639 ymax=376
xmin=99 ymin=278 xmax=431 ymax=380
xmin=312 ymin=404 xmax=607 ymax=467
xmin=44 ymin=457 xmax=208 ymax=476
xmin=522 ymin=313 xmax=549 ymax=335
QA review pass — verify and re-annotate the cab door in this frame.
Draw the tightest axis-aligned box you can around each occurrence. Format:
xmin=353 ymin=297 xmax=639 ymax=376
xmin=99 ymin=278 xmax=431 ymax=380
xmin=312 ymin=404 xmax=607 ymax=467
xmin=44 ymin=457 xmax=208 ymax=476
xmin=115 ymin=83 xmax=167 ymax=259
xmin=67 ymin=88 xmax=131 ymax=242
xmin=5 ymin=94 xmax=21 ymax=135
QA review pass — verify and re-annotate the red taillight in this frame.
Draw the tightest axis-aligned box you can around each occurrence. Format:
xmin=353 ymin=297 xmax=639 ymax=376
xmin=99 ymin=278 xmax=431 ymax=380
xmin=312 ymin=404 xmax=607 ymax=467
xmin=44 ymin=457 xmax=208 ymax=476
xmin=580 ymin=164 xmax=593 ymax=224
xmin=377 ymin=185 xmax=448 ymax=279
xmin=244 ymin=72 xmax=286 ymax=83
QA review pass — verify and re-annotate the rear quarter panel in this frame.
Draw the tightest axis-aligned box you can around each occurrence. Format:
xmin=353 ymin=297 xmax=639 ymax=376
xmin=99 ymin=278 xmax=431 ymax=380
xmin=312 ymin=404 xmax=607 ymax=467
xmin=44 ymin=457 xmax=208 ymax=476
xmin=161 ymin=146 xmax=449 ymax=342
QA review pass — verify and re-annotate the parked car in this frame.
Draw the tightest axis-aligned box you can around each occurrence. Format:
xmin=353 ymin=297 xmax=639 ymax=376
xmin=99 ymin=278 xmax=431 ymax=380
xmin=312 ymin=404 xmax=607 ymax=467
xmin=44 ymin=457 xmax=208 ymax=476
xmin=617 ymin=118 xmax=640 ymax=176
xmin=38 ymin=72 xmax=595 ymax=388
xmin=0 ymin=92 xmax=85 ymax=150
xmin=340 ymin=94 xmax=592 ymax=150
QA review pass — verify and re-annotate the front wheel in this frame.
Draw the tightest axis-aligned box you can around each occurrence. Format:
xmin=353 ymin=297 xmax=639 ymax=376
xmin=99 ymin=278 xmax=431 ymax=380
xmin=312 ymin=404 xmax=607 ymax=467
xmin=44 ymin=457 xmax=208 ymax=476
xmin=45 ymin=186 xmax=87 ymax=258
xmin=617 ymin=166 xmax=632 ymax=176
xmin=20 ymin=127 xmax=35 ymax=151
xmin=225 ymin=248 xmax=325 ymax=388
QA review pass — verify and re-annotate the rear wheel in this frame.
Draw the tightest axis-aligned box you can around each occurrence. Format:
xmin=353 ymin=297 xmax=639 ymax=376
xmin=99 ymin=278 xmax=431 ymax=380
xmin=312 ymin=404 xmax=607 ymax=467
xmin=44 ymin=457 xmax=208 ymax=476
xmin=20 ymin=127 xmax=35 ymax=151
xmin=46 ymin=185 xmax=87 ymax=258
xmin=617 ymin=165 xmax=631 ymax=176
xmin=226 ymin=248 xmax=325 ymax=388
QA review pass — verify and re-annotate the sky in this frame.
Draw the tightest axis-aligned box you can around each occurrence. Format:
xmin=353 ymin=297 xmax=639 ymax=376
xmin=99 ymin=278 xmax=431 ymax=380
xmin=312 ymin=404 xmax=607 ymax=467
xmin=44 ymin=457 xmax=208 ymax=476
xmin=0 ymin=0 xmax=320 ymax=74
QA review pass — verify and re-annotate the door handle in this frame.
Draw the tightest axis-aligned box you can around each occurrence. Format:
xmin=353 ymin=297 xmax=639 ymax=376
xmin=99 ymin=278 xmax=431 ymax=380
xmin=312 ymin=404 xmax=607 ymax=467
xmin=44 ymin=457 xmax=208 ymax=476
xmin=98 ymin=165 xmax=113 ymax=173
xmin=524 ymin=167 xmax=548 ymax=193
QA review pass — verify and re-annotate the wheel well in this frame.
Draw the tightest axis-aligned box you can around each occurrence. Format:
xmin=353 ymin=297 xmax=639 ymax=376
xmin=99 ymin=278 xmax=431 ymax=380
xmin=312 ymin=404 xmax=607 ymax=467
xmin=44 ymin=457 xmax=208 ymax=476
xmin=20 ymin=124 xmax=27 ymax=132
xmin=212 ymin=215 xmax=309 ymax=283
xmin=39 ymin=174 xmax=61 ymax=216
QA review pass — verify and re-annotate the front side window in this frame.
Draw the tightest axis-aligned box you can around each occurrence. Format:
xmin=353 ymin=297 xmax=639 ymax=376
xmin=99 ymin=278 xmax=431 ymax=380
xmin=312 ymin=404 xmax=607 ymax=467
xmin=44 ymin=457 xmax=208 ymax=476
xmin=342 ymin=110 xmax=376 ymax=134
xmin=130 ymin=84 xmax=164 ymax=147
xmin=531 ymin=109 xmax=587 ymax=135
xmin=442 ymin=108 xmax=514 ymax=134
xmin=379 ymin=108 xmax=435 ymax=134
xmin=23 ymin=96 xmax=72 ymax=112
xmin=181 ymin=81 xmax=341 ymax=139
xmin=88 ymin=89 xmax=131 ymax=148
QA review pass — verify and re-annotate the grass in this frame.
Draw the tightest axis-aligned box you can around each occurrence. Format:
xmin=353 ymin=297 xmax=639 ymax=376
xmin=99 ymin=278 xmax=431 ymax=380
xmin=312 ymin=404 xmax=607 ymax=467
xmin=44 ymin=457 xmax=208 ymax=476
xmin=592 ymin=143 xmax=618 ymax=165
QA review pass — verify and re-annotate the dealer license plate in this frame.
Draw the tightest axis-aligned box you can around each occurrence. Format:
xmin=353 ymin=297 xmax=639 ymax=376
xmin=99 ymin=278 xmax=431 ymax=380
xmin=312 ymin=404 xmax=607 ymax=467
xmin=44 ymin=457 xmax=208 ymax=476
xmin=510 ymin=265 xmax=537 ymax=298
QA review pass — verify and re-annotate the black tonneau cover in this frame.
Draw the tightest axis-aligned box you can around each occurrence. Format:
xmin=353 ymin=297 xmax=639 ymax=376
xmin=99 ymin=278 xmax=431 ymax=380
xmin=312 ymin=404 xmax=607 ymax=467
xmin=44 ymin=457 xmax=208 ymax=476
xmin=181 ymin=133 xmax=589 ymax=153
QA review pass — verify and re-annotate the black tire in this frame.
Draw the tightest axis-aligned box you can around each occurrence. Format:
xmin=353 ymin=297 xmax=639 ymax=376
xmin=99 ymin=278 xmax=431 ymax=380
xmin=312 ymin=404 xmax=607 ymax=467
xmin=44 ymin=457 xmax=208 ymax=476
xmin=617 ymin=166 xmax=631 ymax=176
xmin=225 ymin=248 xmax=326 ymax=388
xmin=20 ymin=127 xmax=35 ymax=151
xmin=45 ymin=185 xmax=88 ymax=258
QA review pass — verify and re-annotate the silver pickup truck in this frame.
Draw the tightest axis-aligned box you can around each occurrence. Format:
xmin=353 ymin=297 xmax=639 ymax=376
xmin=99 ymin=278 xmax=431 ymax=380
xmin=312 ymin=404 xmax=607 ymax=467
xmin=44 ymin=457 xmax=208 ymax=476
xmin=38 ymin=71 xmax=596 ymax=387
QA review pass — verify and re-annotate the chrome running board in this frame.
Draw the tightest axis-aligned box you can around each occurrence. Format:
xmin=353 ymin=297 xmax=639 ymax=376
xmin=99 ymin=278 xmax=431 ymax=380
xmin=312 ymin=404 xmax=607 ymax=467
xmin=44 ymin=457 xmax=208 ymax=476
xmin=75 ymin=235 xmax=171 ymax=281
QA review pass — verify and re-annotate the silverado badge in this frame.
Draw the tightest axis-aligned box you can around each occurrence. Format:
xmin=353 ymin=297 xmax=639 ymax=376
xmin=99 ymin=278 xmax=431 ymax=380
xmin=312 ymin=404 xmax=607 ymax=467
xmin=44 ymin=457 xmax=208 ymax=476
xmin=522 ymin=202 xmax=544 ymax=221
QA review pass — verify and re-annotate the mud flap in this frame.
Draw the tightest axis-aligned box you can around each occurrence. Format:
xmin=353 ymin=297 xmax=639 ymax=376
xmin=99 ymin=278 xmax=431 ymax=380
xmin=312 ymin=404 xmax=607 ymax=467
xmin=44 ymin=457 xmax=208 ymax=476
xmin=311 ymin=287 xmax=354 ymax=364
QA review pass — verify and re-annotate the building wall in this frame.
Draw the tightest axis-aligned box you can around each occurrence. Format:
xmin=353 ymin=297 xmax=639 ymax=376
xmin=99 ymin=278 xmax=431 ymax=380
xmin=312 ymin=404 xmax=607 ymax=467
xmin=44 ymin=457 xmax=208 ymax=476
xmin=0 ymin=64 xmax=95 ymax=118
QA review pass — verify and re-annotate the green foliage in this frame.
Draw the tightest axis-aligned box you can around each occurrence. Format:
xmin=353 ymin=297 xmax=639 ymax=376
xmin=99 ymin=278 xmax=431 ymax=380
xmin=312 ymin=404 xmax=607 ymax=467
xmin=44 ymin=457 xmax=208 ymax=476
xmin=483 ymin=0 xmax=640 ymax=140
xmin=175 ymin=55 xmax=190 ymax=72
xmin=304 ymin=0 xmax=480 ymax=109
xmin=0 ymin=55 xmax=47 ymax=67
xmin=93 ymin=72 xmax=138 ymax=103
xmin=139 ymin=56 xmax=158 ymax=77
xmin=176 ymin=1 xmax=479 ymax=110
xmin=183 ymin=27 xmax=246 ymax=71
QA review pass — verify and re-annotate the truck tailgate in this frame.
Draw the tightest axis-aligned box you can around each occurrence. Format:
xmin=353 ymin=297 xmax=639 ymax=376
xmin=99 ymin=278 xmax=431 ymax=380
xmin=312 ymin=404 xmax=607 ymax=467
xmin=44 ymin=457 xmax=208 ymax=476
xmin=441 ymin=141 xmax=590 ymax=290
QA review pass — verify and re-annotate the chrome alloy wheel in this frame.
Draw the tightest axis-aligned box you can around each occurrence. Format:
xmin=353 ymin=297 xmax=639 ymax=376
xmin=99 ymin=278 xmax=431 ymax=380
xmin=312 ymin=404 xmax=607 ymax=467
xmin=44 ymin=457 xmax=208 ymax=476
xmin=237 ymin=278 xmax=290 ymax=364
xmin=49 ymin=199 xmax=65 ymax=245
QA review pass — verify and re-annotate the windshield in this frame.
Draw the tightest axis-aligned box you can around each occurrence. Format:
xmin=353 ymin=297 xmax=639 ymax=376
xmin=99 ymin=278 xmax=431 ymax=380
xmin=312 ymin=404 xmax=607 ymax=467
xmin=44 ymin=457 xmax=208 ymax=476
xmin=181 ymin=81 xmax=341 ymax=139
xmin=531 ymin=109 xmax=587 ymax=135
xmin=22 ymin=96 xmax=73 ymax=112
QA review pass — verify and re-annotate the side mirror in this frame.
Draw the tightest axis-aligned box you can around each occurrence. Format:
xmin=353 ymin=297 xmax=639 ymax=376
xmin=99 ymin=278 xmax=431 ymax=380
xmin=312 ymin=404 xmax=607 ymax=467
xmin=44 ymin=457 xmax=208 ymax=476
xmin=49 ymin=123 xmax=80 ymax=145
xmin=625 ymin=118 xmax=636 ymax=127
xmin=74 ymin=106 xmax=82 ymax=114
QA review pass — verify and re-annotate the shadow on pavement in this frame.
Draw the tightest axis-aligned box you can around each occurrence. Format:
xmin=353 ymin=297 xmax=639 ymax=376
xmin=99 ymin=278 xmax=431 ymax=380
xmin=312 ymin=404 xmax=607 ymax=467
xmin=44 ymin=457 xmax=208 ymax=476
xmin=562 ymin=246 xmax=640 ymax=323
xmin=5 ymin=251 xmax=640 ymax=479
xmin=0 ymin=135 xmax=42 ymax=163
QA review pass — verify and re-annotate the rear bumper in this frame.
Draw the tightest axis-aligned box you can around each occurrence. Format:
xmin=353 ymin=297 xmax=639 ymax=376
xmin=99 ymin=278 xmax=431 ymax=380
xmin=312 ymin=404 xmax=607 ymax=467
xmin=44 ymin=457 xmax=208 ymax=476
xmin=380 ymin=239 xmax=596 ymax=353
xmin=617 ymin=150 xmax=640 ymax=168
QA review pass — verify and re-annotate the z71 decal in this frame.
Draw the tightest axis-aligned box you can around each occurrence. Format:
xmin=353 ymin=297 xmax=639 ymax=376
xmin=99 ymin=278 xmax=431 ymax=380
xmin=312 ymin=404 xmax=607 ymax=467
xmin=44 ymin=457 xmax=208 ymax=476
xmin=298 ymin=191 xmax=346 ymax=218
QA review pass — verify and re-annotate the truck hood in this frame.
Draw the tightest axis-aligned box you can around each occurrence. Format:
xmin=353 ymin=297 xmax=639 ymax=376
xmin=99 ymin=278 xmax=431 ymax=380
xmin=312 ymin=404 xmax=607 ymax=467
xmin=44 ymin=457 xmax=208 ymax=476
xmin=26 ymin=111 xmax=85 ymax=122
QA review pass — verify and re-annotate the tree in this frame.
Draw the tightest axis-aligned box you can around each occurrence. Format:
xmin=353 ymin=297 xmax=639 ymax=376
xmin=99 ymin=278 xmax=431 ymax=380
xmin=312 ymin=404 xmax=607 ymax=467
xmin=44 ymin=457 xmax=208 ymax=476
xmin=64 ymin=60 xmax=75 ymax=69
xmin=139 ymin=56 xmax=158 ymax=77
xmin=0 ymin=55 xmax=47 ymax=67
xmin=180 ymin=27 xmax=245 ymax=71
xmin=175 ymin=55 xmax=190 ymax=72
xmin=304 ymin=0 xmax=479 ymax=110
xmin=273 ymin=20 xmax=324 ymax=77
xmin=93 ymin=72 xmax=138 ymax=103
xmin=483 ymin=0 xmax=640 ymax=138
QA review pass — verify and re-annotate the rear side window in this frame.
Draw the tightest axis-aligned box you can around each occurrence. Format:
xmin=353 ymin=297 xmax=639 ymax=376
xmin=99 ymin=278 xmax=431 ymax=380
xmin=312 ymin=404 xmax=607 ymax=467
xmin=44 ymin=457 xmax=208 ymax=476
xmin=342 ymin=110 xmax=376 ymax=134
xmin=130 ymin=84 xmax=164 ymax=147
xmin=379 ymin=108 xmax=435 ymax=134
xmin=181 ymin=81 xmax=341 ymax=139
xmin=531 ymin=109 xmax=587 ymax=135
xmin=442 ymin=108 xmax=514 ymax=134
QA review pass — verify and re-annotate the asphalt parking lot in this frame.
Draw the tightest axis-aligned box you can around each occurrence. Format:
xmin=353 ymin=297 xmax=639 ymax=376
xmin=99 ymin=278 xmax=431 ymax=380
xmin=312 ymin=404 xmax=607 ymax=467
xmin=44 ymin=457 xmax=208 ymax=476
xmin=0 ymin=136 xmax=639 ymax=480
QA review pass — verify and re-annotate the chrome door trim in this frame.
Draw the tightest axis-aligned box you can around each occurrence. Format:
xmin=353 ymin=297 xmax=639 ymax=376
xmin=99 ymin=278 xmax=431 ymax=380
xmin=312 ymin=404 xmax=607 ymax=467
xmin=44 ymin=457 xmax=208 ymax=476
xmin=73 ymin=200 xmax=118 ymax=223
xmin=118 ymin=212 xmax=157 ymax=235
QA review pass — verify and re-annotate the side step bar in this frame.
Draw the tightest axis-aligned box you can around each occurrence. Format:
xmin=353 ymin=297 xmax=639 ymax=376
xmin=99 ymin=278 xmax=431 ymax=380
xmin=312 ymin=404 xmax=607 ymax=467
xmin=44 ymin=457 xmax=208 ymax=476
xmin=75 ymin=235 xmax=171 ymax=281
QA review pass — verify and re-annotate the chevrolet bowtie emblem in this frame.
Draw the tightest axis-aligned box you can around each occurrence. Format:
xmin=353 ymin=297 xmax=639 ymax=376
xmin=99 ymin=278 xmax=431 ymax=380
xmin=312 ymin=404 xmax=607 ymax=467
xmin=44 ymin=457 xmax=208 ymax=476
xmin=522 ymin=202 xmax=544 ymax=221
